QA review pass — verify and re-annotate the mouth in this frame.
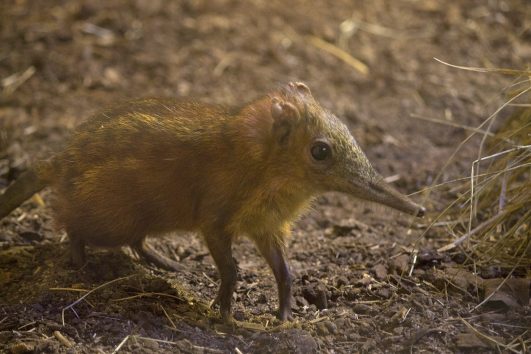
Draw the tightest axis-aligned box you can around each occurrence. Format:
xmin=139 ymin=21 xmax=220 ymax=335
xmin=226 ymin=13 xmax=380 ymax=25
xmin=350 ymin=178 xmax=425 ymax=217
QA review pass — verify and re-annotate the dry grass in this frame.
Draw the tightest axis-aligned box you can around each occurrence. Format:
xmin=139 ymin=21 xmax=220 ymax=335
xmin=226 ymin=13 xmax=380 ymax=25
xmin=427 ymin=67 xmax=530 ymax=269
xmin=456 ymin=107 xmax=530 ymax=267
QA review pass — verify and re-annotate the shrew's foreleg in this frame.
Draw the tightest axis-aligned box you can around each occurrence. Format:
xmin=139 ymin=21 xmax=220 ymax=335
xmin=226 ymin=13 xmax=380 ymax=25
xmin=202 ymin=229 xmax=237 ymax=322
xmin=253 ymin=232 xmax=293 ymax=321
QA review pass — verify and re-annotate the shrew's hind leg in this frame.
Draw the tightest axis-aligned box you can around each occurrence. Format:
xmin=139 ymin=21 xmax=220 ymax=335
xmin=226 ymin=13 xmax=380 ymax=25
xmin=133 ymin=238 xmax=184 ymax=272
xmin=69 ymin=234 xmax=86 ymax=268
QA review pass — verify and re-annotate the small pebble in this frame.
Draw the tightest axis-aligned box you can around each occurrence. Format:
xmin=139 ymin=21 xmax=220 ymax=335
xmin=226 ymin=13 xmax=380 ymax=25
xmin=315 ymin=322 xmax=329 ymax=336
xmin=323 ymin=320 xmax=337 ymax=334
xmin=9 ymin=342 xmax=34 ymax=354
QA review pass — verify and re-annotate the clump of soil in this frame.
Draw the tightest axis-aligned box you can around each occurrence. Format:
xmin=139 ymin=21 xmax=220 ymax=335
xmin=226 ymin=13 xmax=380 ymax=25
xmin=1 ymin=0 xmax=529 ymax=352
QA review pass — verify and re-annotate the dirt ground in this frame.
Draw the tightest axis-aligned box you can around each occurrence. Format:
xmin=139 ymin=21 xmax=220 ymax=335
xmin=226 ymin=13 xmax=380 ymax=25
xmin=0 ymin=0 xmax=529 ymax=353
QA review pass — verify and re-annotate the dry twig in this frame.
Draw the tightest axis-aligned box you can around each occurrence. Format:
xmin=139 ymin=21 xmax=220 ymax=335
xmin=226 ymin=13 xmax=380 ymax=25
xmin=61 ymin=275 xmax=135 ymax=326
xmin=306 ymin=36 xmax=369 ymax=76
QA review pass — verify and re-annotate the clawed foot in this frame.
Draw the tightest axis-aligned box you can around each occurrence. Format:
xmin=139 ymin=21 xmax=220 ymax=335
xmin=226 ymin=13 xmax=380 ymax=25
xmin=210 ymin=294 xmax=234 ymax=323
xmin=211 ymin=296 xmax=294 ymax=323
xmin=278 ymin=308 xmax=293 ymax=322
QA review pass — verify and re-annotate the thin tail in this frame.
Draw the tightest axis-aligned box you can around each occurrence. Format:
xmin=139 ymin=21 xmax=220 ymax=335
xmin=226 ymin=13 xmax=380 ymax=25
xmin=0 ymin=161 xmax=53 ymax=219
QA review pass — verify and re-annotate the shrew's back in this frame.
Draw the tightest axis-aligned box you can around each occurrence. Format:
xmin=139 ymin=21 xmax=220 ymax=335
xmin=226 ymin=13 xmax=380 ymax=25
xmin=53 ymin=98 xmax=233 ymax=246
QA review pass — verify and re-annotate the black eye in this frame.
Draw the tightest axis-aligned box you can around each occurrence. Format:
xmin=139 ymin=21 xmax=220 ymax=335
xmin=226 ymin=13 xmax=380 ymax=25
xmin=311 ymin=141 xmax=331 ymax=161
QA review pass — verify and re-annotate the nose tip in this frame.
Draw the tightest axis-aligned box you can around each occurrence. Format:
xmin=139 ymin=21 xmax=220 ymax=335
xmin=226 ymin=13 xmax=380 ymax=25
xmin=416 ymin=206 xmax=426 ymax=217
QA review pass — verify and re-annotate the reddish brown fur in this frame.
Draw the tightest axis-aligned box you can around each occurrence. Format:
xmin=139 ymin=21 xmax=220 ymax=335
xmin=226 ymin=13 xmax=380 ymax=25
xmin=53 ymin=97 xmax=311 ymax=248
xmin=1 ymin=82 xmax=424 ymax=321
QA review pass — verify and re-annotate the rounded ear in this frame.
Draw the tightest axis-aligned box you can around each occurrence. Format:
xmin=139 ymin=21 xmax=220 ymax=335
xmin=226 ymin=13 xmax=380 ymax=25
xmin=288 ymin=81 xmax=312 ymax=96
xmin=271 ymin=97 xmax=300 ymax=121
xmin=270 ymin=97 xmax=300 ymax=145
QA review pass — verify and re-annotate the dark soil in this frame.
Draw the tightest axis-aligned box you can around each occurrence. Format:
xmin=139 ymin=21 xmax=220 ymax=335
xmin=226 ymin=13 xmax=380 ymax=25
xmin=1 ymin=0 xmax=529 ymax=353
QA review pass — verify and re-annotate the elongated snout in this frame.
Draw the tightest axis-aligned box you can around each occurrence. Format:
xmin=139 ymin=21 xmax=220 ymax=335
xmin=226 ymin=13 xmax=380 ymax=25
xmin=348 ymin=177 xmax=425 ymax=217
xmin=369 ymin=179 xmax=425 ymax=216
